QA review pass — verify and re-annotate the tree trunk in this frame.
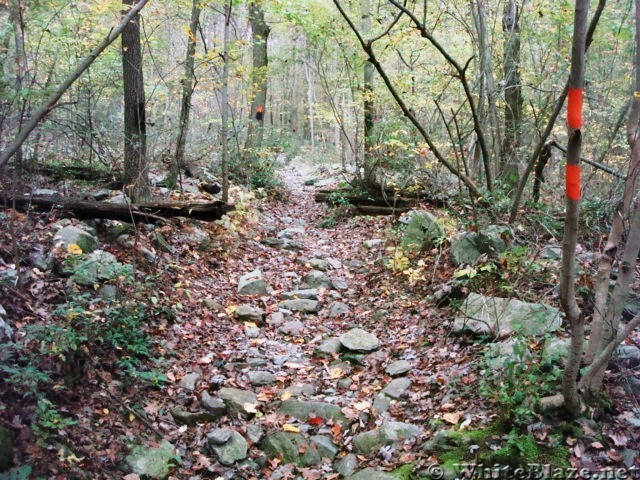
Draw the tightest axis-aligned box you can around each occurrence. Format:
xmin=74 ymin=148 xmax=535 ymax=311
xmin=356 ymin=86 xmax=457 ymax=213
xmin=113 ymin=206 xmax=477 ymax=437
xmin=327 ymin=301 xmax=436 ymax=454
xmin=244 ymin=1 xmax=270 ymax=154
xmin=362 ymin=0 xmax=376 ymax=189
xmin=7 ymin=0 xmax=27 ymax=173
xmin=121 ymin=0 xmax=150 ymax=202
xmin=560 ymin=0 xmax=589 ymax=417
xmin=171 ymin=0 xmax=202 ymax=187
xmin=220 ymin=0 xmax=232 ymax=202
xmin=500 ymin=0 xmax=522 ymax=190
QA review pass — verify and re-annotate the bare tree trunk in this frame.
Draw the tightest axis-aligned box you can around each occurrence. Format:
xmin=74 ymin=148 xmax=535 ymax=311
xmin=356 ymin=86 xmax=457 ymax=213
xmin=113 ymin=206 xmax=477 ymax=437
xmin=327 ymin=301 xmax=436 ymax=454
xmin=0 ymin=0 xmax=150 ymax=169
xmin=122 ymin=0 xmax=149 ymax=202
xmin=171 ymin=0 xmax=202 ymax=187
xmin=304 ymin=58 xmax=315 ymax=152
xmin=500 ymin=0 xmax=523 ymax=190
xmin=362 ymin=0 xmax=376 ymax=188
xmin=244 ymin=1 xmax=270 ymax=154
xmin=220 ymin=0 xmax=232 ymax=202
xmin=560 ymin=0 xmax=589 ymax=417
xmin=7 ymin=0 xmax=27 ymax=173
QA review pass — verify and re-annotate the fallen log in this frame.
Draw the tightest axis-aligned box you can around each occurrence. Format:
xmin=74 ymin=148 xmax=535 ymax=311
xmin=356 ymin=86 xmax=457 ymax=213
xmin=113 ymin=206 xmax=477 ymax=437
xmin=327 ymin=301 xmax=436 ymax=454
xmin=314 ymin=189 xmax=417 ymax=209
xmin=1 ymin=193 xmax=233 ymax=223
xmin=355 ymin=205 xmax=411 ymax=215
xmin=24 ymin=163 xmax=124 ymax=187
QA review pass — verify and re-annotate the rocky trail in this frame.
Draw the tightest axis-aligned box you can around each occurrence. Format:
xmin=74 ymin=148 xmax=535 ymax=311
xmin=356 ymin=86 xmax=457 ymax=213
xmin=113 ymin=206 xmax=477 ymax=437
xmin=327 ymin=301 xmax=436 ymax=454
xmin=2 ymin=161 xmax=640 ymax=479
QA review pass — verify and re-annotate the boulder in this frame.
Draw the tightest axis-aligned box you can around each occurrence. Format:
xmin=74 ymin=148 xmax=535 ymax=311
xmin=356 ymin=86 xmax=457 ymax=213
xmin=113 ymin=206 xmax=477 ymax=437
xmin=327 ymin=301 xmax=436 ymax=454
xmin=69 ymin=250 xmax=126 ymax=285
xmin=329 ymin=302 xmax=350 ymax=318
xmin=335 ymin=454 xmax=358 ymax=477
xmin=353 ymin=422 xmax=422 ymax=454
xmin=234 ymin=305 xmax=265 ymax=323
xmin=278 ymin=227 xmax=305 ymax=239
xmin=385 ymin=360 xmax=412 ymax=376
xmin=453 ymin=293 xmax=562 ymax=337
xmin=401 ymin=210 xmax=443 ymax=251
xmin=54 ymin=224 xmax=98 ymax=253
xmin=339 ymin=328 xmax=380 ymax=352
xmin=450 ymin=226 xmax=507 ymax=266
xmin=311 ymin=435 xmax=338 ymax=459
xmin=199 ymin=392 xmax=226 ymax=416
xmin=381 ymin=378 xmax=411 ymax=399
xmin=218 ymin=388 xmax=259 ymax=418
xmin=279 ymin=299 xmax=320 ymax=314
xmin=316 ymin=337 xmax=342 ymax=355
xmin=483 ymin=339 xmax=531 ymax=369
xmin=363 ymin=239 xmax=385 ymax=249
xmin=247 ymin=371 xmax=277 ymax=386
xmin=238 ymin=269 xmax=269 ymax=295
xmin=260 ymin=432 xmax=321 ymax=466
xmin=348 ymin=469 xmax=398 ymax=480
xmin=278 ymin=321 xmax=305 ymax=336
xmin=179 ymin=372 xmax=201 ymax=391
xmin=304 ymin=270 xmax=332 ymax=289
xmin=208 ymin=430 xmax=248 ymax=466
xmin=125 ymin=440 xmax=177 ymax=479
xmin=278 ymin=399 xmax=346 ymax=423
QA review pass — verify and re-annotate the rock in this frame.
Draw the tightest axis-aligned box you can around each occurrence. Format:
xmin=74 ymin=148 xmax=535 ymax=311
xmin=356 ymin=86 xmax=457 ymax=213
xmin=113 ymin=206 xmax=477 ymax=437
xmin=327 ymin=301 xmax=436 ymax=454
xmin=54 ymin=224 xmax=98 ymax=253
xmin=328 ymin=302 xmax=350 ymax=318
xmin=453 ymin=293 xmax=562 ymax=337
xmin=208 ymin=430 xmax=248 ymax=466
xmin=262 ymin=238 xmax=304 ymax=251
xmin=304 ymin=270 xmax=332 ymax=289
xmin=0 ymin=426 xmax=13 ymax=471
xmin=541 ymin=244 xmax=562 ymax=260
xmin=281 ymin=289 xmax=319 ymax=301
xmin=348 ymin=469 xmax=397 ymax=480
xmin=327 ymin=258 xmax=342 ymax=269
xmin=306 ymin=258 xmax=329 ymax=271
xmin=330 ymin=277 xmax=349 ymax=290
xmin=450 ymin=227 xmax=507 ymax=266
xmin=279 ymin=299 xmax=320 ymax=314
xmin=260 ymin=432 xmax=321 ymax=466
xmin=345 ymin=259 xmax=365 ymax=269
xmin=245 ymin=325 xmax=261 ymax=338
xmin=339 ymin=328 xmax=380 ymax=352
xmin=247 ymin=371 xmax=277 ymax=386
xmin=207 ymin=428 xmax=233 ymax=445
xmin=218 ymin=388 xmax=259 ymax=418
xmin=32 ymin=188 xmax=59 ymax=196
xmin=316 ymin=337 xmax=342 ymax=355
xmin=614 ymin=344 xmax=640 ymax=369
xmin=353 ymin=422 xmax=422 ymax=454
xmin=125 ymin=440 xmax=177 ymax=479
xmin=278 ymin=399 xmax=347 ymax=423
xmin=203 ymin=297 xmax=224 ymax=311
xmin=281 ymin=384 xmax=316 ymax=398
xmin=278 ymin=227 xmax=305 ymax=239
xmin=98 ymin=284 xmax=117 ymax=301
xmin=234 ymin=305 xmax=265 ymax=323
xmin=381 ymin=378 xmax=411 ymax=399
xmin=179 ymin=372 xmax=201 ymax=391
xmin=373 ymin=393 xmax=393 ymax=414
xmin=238 ymin=269 xmax=269 ymax=295
xmin=178 ymin=226 xmax=211 ymax=250
xmin=401 ymin=210 xmax=443 ymax=251
xmin=363 ymin=239 xmax=384 ymax=249
xmin=268 ymin=311 xmax=286 ymax=326
xmin=542 ymin=338 xmax=571 ymax=364
xmin=279 ymin=321 xmax=304 ymax=335
xmin=171 ymin=409 xmax=220 ymax=426
xmin=310 ymin=435 xmax=338 ymax=459
xmin=623 ymin=292 xmax=640 ymax=321
xmin=385 ymin=360 xmax=412 ymax=376
xmin=200 ymin=392 xmax=226 ymax=416
xmin=334 ymin=454 xmax=358 ymax=477
xmin=484 ymin=339 xmax=531 ymax=369
xmin=422 ymin=429 xmax=468 ymax=453
xmin=246 ymin=424 xmax=264 ymax=444
xmin=69 ymin=250 xmax=125 ymax=285
xmin=0 ymin=305 xmax=13 ymax=342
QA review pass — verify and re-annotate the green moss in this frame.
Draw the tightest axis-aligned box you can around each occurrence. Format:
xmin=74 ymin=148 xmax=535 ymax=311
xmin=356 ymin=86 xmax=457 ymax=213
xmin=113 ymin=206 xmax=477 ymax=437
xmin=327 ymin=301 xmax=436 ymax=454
xmin=392 ymin=462 xmax=417 ymax=479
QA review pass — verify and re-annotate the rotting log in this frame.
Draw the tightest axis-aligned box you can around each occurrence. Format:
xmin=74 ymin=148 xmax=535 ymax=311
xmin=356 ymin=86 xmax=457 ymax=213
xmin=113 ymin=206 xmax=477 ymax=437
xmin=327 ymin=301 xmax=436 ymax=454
xmin=314 ymin=189 xmax=416 ymax=208
xmin=1 ymin=193 xmax=233 ymax=223
xmin=24 ymin=163 xmax=124 ymax=187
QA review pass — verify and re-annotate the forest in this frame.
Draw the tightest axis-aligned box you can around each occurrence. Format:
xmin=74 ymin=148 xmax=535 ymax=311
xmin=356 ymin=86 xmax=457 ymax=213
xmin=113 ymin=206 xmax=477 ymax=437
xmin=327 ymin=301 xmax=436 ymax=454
xmin=0 ymin=0 xmax=639 ymax=478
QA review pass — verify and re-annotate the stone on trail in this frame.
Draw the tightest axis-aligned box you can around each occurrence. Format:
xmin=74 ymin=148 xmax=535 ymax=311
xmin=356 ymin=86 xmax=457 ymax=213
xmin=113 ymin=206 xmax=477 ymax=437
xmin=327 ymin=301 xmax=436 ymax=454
xmin=199 ymin=391 xmax=226 ymax=416
xmin=316 ymin=337 xmax=342 ymax=355
xmin=339 ymin=328 xmax=380 ymax=352
xmin=353 ymin=422 xmax=422 ymax=454
xmin=278 ymin=399 xmax=347 ymax=423
xmin=207 ymin=428 xmax=233 ymax=445
xmin=244 ymin=324 xmax=261 ymax=338
xmin=348 ymin=469 xmax=398 ymax=480
xmin=238 ymin=269 xmax=269 ymax=295
xmin=385 ymin=360 xmax=412 ymax=376
xmin=278 ymin=320 xmax=305 ymax=335
xmin=246 ymin=424 xmax=264 ymax=444
xmin=125 ymin=440 xmax=177 ymax=479
xmin=363 ymin=239 xmax=385 ymax=249
xmin=334 ymin=453 xmax=358 ymax=477
xmin=279 ymin=299 xmax=320 ymax=314
xmin=278 ymin=227 xmax=305 ymax=239
xmin=178 ymin=372 xmax=201 ymax=391
xmin=262 ymin=237 xmax=304 ymax=251
xmin=328 ymin=301 xmax=350 ymax=317
xmin=234 ymin=304 xmax=264 ymax=323
xmin=260 ymin=432 xmax=322 ymax=466
xmin=381 ymin=377 xmax=411 ymax=399
xmin=401 ymin=210 xmax=443 ymax=251
xmin=310 ymin=435 xmax=339 ymax=459
xmin=218 ymin=388 xmax=259 ymax=418
xmin=54 ymin=224 xmax=99 ymax=253
xmin=247 ymin=370 xmax=277 ymax=386
xmin=281 ymin=288 xmax=319 ymax=301
xmin=453 ymin=293 xmax=562 ymax=337
xmin=304 ymin=270 xmax=333 ymax=289
xmin=208 ymin=430 xmax=248 ymax=466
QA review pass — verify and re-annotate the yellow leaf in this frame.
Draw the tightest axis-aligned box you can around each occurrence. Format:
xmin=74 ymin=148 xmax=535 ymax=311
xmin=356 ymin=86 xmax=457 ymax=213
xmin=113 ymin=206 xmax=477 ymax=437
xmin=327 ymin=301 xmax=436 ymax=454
xmin=67 ymin=243 xmax=83 ymax=255
xmin=442 ymin=412 xmax=461 ymax=424
xmin=244 ymin=322 xmax=258 ymax=329
xmin=129 ymin=413 xmax=135 ymax=422
xmin=283 ymin=424 xmax=300 ymax=433
xmin=280 ymin=391 xmax=293 ymax=401
xmin=329 ymin=368 xmax=344 ymax=379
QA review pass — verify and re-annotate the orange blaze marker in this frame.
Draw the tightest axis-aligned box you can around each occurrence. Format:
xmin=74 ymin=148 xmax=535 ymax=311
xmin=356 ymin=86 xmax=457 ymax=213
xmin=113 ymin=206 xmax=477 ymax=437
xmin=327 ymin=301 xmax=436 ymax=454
xmin=566 ymin=163 xmax=581 ymax=201
xmin=256 ymin=105 xmax=264 ymax=120
xmin=567 ymin=87 xmax=583 ymax=129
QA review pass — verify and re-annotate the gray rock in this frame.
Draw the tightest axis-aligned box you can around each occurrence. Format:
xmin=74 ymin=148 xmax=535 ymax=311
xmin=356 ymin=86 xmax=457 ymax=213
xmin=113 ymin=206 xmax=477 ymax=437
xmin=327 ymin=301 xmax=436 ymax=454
xmin=0 ymin=425 xmax=13 ymax=471
xmin=304 ymin=270 xmax=332 ymax=289
xmin=353 ymin=422 xmax=422 ymax=454
xmin=69 ymin=250 xmax=125 ymax=285
xmin=200 ymin=392 xmax=226 ymax=416
xmin=339 ymin=328 xmax=380 ymax=352
xmin=218 ymin=388 xmax=259 ymax=418
xmin=98 ymin=284 xmax=117 ymax=301
xmin=245 ymin=325 xmax=261 ymax=338
xmin=373 ymin=393 xmax=393 ymax=414
xmin=422 ymin=429 xmax=468 ymax=453
xmin=348 ymin=469 xmax=397 ymax=480
xmin=171 ymin=409 xmax=220 ymax=426
xmin=54 ymin=225 xmax=98 ymax=253
xmin=203 ymin=297 xmax=224 ymax=311
xmin=401 ymin=210 xmax=443 ymax=251
xmin=484 ymin=339 xmax=531 ymax=369
xmin=260 ymin=432 xmax=321 ymax=466
xmin=32 ymin=188 xmax=59 ymax=196
xmin=209 ymin=430 xmax=248 ymax=466
xmin=327 ymin=258 xmax=343 ymax=269
xmin=178 ymin=227 xmax=211 ymax=250
xmin=623 ymin=292 xmax=640 ymax=321
xmin=262 ymin=238 xmax=304 ymax=251
xmin=307 ymin=258 xmax=329 ymax=271
xmin=334 ymin=454 xmax=358 ymax=477
xmin=279 ymin=299 xmax=320 ymax=314
xmin=381 ymin=378 xmax=411 ymax=399
xmin=246 ymin=424 xmax=264 ymax=444
xmin=614 ymin=344 xmax=640 ymax=369
xmin=238 ymin=269 xmax=269 ymax=295
xmin=248 ymin=371 xmax=277 ymax=386
xmin=268 ymin=311 xmax=286 ymax=326
xmin=179 ymin=372 xmax=201 ymax=391
xmin=330 ymin=277 xmax=349 ymax=290
xmin=328 ymin=302 xmax=350 ymax=318
xmin=207 ymin=428 xmax=234 ymax=445
xmin=29 ymin=250 xmax=54 ymax=271
xmin=542 ymin=337 xmax=571 ymax=364
xmin=450 ymin=227 xmax=507 ymax=266
xmin=541 ymin=244 xmax=562 ymax=260
xmin=234 ymin=305 xmax=264 ymax=323
xmin=281 ymin=384 xmax=316 ymax=398
xmin=278 ymin=399 xmax=347 ymax=423
xmin=345 ymin=259 xmax=365 ymax=268
xmin=453 ymin=293 xmax=562 ymax=337
xmin=385 ymin=360 xmax=412 ymax=376
xmin=281 ymin=289 xmax=319 ymax=301
xmin=125 ymin=440 xmax=177 ymax=479
xmin=279 ymin=321 xmax=305 ymax=335
xmin=363 ymin=239 xmax=385 ymax=249
xmin=278 ymin=227 xmax=305 ymax=239
xmin=310 ymin=435 xmax=338 ymax=459
xmin=316 ymin=337 xmax=342 ymax=355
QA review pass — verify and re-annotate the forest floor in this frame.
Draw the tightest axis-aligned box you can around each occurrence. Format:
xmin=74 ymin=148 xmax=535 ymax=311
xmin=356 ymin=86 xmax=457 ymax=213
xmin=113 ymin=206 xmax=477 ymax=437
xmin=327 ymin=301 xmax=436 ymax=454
xmin=1 ymin=159 xmax=639 ymax=479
